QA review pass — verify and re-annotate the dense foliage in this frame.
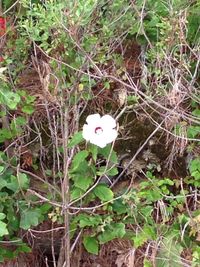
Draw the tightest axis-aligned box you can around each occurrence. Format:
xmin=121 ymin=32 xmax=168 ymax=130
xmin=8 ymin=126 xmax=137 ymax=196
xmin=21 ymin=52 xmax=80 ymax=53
xmin=0 ymin=0 xmax=199 ymax=266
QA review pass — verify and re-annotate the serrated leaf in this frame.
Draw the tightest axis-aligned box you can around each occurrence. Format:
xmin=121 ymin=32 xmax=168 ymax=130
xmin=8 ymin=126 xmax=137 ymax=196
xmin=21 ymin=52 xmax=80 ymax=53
xmin=187 ymin=126 xmax=200 ymax=138
xmin=21 ymin=105 xmax=35 ymax=114
xmin=0 ymin=179 xmax=7 ymax=190
xmin=6 ymin=175 xmax=19 ymax=192
xmin=17 ymin=173 xmax=30 ymax=189
xmin=5 ymin=173 xmax=29 ymax=192
xmin=74 ymin=175 xmax=93 ymax=191
xmin=25 ymin=95 xmax=36 ymax=104
xmin=156 ymin=234 xmax=183 ymax=267
xmin=192 ymin=109 xmax=200 ymax=117
xmin=132 ymin=233 xmax=148 ymax=248
xmin=98 ymin=223 xmax=125 ymax=244
xmin=68 ymin=131 xmax=84 ymax=148
xmin=70 ymin=160 xmax=89 ymax=175
xmin=20 ymin=209 xmax=42 ymax=230
xmin=71 ymin=150 xmax=89 ymax=171
xmin=16 ymin=244 xmax=31 ymax=253
xmin=112 ymin=199 xmax=128 ymax=214
xmin=94 ymin=184 xmax=114 ymax=202
xmin=78 ymin=214 xmax=102 ymax=228
xmin=0 ymin=128 xmax=12 ymax=142
xmin=140 ymin=206 xmax=153 ymax=217
xmin=189 ymin=158 xmax=200 ymax=173
xmin=98 ymin=145 xmax=118 ymax=163
xmin=97 ymin=166 xmax=118 ymax=176
xmin=89 ymin=144 xmax=98 ymax=162
xmin=83 ymin=236 xmax=99 ymax=255
xmin=71 ymin=187 xmax=84 ymax=200
xmin=39 ymin=203 xmax=52 ymax=214
xmin=5 ymin=92 xmax=21 ymax=110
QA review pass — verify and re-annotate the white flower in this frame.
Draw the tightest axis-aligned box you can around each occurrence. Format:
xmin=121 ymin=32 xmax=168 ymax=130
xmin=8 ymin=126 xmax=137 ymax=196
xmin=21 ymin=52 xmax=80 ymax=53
xmin=82 ymin=114 xmax=118 ymax=148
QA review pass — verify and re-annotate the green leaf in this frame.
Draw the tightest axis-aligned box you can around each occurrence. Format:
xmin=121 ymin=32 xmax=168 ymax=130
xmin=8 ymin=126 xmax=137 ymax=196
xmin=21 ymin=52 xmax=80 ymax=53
xmin=7 ymin=207 xmax=19 ymax=232
xmin=97 ymin=166 xmax=118 ymax=176
xmin=112 ymin=199 xmax=129 ymax=214
xmin=143 ymin=225 xmax=156 ymax=240
xmin=139 ymin=189 xmax=162 ymax=202
xmin=68 ymin=131 xmax=84 ymax=148
xmin=70 ymin=160 xmax=89 ymax=175
xmin=192 ymin=109 xmax=200 ymax=117
xmin=10 ymin=116 xmax=26 ymax=135
xmin=187 ymin=126 xmax=200 ymax=138
xmin=20 ymin=209 xmax=42 ymax=230
xmin=156 ymin=233 xmax=183 ymax=267
xmin=0 ymin=213 xmax=6 ymax=220
xmin=89 ymin=144 xmax=98 ymax=162
xmin=94 ymin=184 xmax=114 ymax=202
xmin=191 ymin=170 xmax=200 ymax=179
xmin=17 ymin=173 xmax=30 ymax=189
xmin=0 ymin=179 xmax=7 ymax=190
xmin=25 ymin=95 xmax=36 ymax=104
xmin=3 ymin=92 xmax=21 ymax=110
xmin=6 ymin=175 xmax=19 ymax=192
xmin=0 ymin=128 xmax=12 ymax=142
xmin=83 ymin=236 xmax=99 ymax=255
xmin=14 ymin=116 xmax=27 ymax=126
xmin=74 ymin=175 xmax=93 ymax=191
xmin=21 ymin=105 xmax=35 ymax=114
xmin=189 ymin=158 xmax=200 ymax=173
xmin=5 ymin=173 xmax=29 ymax=192
xmin=71 ymin=150 xmax=89 ymax=171
xmin=78 ymin=214 xmax=102 ymax=228
xmin=132 ymin=225 xmax=156 ymax=248
xmin=140 ymin=206 xmax=153 ymax=217
xmin=98 ymin=145 xmax=118 ymax=163
xmin=132 ymin=233 xmax=148 ymax=248
xmin=192 ymin=247 xmax=200 ymax=265
xmin=71 ymin=187 xmax=84 ymax=200
xmin=15 ymin=244 xmax=31 ymax=253
xmin=0 ymin=166 xmax=4 ymax=174
xmin=127 ymin=95 xmax=139 ymax=104
xmin=0 ymin=221 xmax=9 ymax=237
xmin=98 ymin=223 xmax=125 ymax=244
xmin=144 ymin=258 xmax=153 ymax=267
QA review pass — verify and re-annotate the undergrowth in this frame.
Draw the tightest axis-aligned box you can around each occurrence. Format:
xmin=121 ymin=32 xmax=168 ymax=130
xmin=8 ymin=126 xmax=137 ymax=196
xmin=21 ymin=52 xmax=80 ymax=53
xmin=0 ymin=0 xmax=199 ymax=266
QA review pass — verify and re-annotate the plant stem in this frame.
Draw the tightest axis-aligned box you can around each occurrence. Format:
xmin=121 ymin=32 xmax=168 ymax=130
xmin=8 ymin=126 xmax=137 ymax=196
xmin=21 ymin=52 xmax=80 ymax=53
xmin=58 ymin=108 xmax=71 ymax=267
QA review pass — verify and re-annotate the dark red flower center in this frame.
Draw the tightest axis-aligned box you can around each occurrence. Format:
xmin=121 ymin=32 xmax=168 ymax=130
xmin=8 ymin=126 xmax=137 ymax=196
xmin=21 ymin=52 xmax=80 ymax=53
xmin=95 ymin=126 xmax=103 ymax=135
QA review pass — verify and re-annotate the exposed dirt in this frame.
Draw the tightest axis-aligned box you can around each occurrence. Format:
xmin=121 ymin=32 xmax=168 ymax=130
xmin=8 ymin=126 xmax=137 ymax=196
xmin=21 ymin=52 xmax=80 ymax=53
xmin=0 ymin=251 xmax=42 ymax=267
xmin=71 ymin=240 xmax=152 ymax=267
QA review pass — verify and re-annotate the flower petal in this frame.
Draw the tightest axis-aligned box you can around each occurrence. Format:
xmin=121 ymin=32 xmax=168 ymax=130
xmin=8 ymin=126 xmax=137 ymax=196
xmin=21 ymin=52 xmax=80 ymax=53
xmin=89 ymin=134 xmax=107 ymax=148
xmin=96 ymin=141 xmax=107 ymax=148
xmin=101 ymin=115 xmax=116 ymax=128
xmin=102 ymin=128 xmax=118 ymax=144
xmin=82 ymin=124 xmax=94 ymax=141
xmin=86 ymin=114 xmax=101 ymax=126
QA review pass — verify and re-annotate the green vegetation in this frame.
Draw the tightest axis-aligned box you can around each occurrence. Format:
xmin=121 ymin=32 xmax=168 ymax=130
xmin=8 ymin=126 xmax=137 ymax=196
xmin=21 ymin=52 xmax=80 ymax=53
xmin=0 ymin=0 xmax=199 ymax=266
